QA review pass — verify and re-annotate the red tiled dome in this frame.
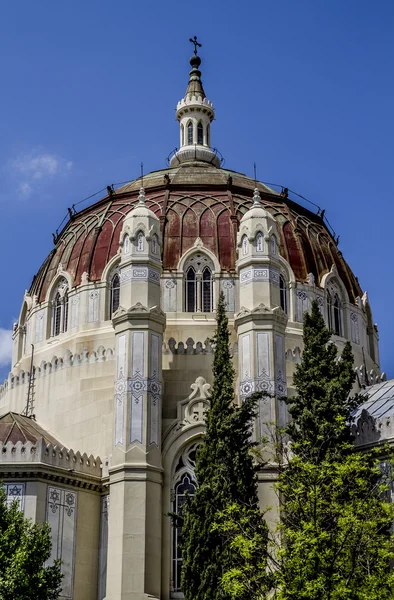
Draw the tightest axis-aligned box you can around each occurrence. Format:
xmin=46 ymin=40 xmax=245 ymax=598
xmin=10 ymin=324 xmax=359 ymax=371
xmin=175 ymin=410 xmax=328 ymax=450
xmin=29 ymin=163 xmax=362 ymax=303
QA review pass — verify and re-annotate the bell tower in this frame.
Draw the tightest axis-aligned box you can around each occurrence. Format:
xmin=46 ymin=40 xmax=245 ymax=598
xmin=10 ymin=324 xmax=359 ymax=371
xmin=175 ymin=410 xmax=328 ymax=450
xmin=106 ymin=188 xmax=166 ymax=600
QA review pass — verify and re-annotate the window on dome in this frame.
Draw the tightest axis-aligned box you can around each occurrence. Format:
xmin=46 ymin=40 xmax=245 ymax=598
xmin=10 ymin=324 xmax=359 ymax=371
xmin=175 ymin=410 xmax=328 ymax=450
xmin=279 ymin=275 xmax=288 ymax=314
xmin=202 ymin=267 xmax=213 ymax=312
xmin=333 ymin=293 xmax=342 ymax=336
xmin=172 ymin=443 xmax=199 ymax=593
xmin=110 ymin=273 xmax=120 ymax=319
xmin=207 ymin=123 xmax=210 ymax=147
xmin=51 ymin=279 xmax=69 ymax=337
xmin=327 ymin=290 xmax=333 ymax=332
xmin=197 ymin=122 xmax=203 ymax=145
xmin=184 ymin=253 xmax=215 ymax=313
xmin=187 ymin=121 xmax=193 ymax=145
xmin=327 ymin=289 xmax=342 ymax=336
xmin=53 ymin=293 xmax=62 ymax=337
xmin=256 ymin=232 xmax=264 ymax=253
xmin=181 ymin=124 xmax=184 ymax=146
xmin=63 ymin=291 xmax=69 ymax=332
xmin=186 ymin=267 xmax=197 ymax=312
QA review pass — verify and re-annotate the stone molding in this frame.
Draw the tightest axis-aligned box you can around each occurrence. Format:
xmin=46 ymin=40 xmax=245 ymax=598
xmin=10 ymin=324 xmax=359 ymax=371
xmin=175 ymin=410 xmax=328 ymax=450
xmin=0 ymin=438 xmax=105 ymax=478
xmin=0 ymin=345 xmax=115 ymax=400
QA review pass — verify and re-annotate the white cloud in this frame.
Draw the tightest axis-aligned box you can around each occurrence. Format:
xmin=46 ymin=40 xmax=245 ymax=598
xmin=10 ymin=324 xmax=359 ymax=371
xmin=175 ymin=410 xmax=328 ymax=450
xmin=18 ymin=182 xmax=32 ymax=198
xmin=0 ymin=329 xmax=12 ymax=368
xmin=9 ymin=149 xmax=73 ymax=197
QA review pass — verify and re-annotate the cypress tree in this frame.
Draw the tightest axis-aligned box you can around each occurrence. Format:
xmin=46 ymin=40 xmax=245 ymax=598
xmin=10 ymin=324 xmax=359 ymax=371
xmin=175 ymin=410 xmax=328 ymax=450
xmin=276 ymin=299 xmax=394 ymax=599
xmin=180 ymin=292 xmax=270 ymax=600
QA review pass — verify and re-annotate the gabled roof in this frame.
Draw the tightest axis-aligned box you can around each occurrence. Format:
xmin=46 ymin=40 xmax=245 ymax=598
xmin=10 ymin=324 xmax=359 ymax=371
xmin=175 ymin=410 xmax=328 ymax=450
xmin=0 ymin=412 xmax=66 ymax=447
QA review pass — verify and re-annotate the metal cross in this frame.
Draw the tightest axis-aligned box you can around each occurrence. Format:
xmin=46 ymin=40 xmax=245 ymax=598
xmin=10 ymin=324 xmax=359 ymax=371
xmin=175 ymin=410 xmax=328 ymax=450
xmin=189 ymin=36 xmax=202 ymax=56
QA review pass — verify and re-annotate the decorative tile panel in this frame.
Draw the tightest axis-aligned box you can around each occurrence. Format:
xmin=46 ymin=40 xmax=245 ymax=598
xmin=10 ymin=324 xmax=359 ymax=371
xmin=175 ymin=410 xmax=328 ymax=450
xmin=70 ymin=296 xmax=79 ymax=329
xmin=98 ymin=495 xmax=109 ymax=600
xmin=35 ymin=310 xmax=44 ymax=343
xmin=239 ymin=267 xmax=279 ymax=286
xmin=295 ymin=289 xmax=309 ymax=322
xmin=350 ymin=312 xmax=360 ymax=345
xmin=46 ymin=486 xmax=77 ymax=599
xmin=149 ymin=333 xmax=161 ymax=447
xmin=162 ymin=278 xmax=177 ymax=312
xmin=88 ymin=290 xmax=100 ymax=323
xmin=114 ymin=334 xmax=126 ymax=446
xmin=130 ymin=332 xmax=145 ymax=444
xmin=220 ymin=278 xmax=235 ymax=311
xmin=5 ymin=482 xmax=25 ymax=510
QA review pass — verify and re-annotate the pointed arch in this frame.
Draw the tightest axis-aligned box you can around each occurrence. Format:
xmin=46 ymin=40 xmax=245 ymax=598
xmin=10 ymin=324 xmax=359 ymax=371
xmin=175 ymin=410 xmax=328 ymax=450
xmin=187 ymin=121 xmax=193 ymax=145
xmin=110 ymin=272 xmax=120 ymax=319
xmin=197 ymin=121 xmax=203 ymax=145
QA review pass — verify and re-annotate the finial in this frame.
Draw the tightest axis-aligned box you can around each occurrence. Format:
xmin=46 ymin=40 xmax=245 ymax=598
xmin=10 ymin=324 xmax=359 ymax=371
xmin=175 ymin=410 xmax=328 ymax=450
xmin=189 ymin=35 xmax=202 ymax=56
xmin=140 ymin=162 xmax=144 ymax=188
xmin=253 ymin=188 xmax=262 ymax=207
xmin=138 ymin=187 xmax=146 ymax=206
xmin=253 ymin=162 xmax=257 ymax=187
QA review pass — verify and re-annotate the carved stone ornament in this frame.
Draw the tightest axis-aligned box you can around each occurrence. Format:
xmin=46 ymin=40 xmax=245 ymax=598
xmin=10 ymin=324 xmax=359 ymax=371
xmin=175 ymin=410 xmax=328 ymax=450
xmin=252 ymin=303 xmax=270 ymax=314
xmin=177 ymin=376 xmax=212 ymax=429
xmin=235 ymin=306 xmax=251 ymax=319
xmin=129 ymin=302 xmax=148 ymax=313
xmin=112 ymin=305 xmax=126 ymax=319
xmin=81 ymin=271 xmax=89 ymax=285
xmin=306 ymin=272 xmax=315 ymax=286
xmin=193 ymin=237 xmax=204 ymax=249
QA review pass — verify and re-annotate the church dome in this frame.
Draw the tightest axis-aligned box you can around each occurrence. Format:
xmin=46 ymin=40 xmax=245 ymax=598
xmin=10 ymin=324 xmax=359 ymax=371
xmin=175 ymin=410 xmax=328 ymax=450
xmin=29 ymin=162 xmax=361 ymax=303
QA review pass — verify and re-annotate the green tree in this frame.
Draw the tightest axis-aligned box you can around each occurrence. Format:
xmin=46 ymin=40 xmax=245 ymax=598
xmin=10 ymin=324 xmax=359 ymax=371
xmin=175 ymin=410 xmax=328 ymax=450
xmin=0 ymin=486 xmax=62 ymax=600
xmin=276 ymin=299 xmax=394 ymax=599
xmin=180 ymin=292 xmax=271 ymax=600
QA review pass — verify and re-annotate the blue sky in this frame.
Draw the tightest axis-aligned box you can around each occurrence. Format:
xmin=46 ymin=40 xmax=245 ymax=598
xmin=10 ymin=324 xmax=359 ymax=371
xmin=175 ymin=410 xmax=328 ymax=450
xmin=0 ymin=1 xmax=393 ymax=381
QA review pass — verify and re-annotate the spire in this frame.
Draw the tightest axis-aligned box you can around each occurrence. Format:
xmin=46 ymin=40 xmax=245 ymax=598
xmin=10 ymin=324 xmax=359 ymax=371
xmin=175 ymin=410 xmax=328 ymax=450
xmin=170 ymin=38 xmax=220 ymax=168
xmin=185 ymin=39 xmax=206 ymax=100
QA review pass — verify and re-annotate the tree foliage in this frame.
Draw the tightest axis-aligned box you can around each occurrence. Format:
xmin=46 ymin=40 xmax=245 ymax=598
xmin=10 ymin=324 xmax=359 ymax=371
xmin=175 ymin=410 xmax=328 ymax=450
xmin=276 ymin=299 xmax=394 ymax=599
xmin=180 ymin=292 xmax=271 ymax=600
xmin=0 ymin=486 xmax=62 ymax=600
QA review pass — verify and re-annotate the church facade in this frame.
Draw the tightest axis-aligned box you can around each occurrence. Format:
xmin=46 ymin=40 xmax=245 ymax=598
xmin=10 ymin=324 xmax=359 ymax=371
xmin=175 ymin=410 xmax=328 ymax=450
xmin=0 ymin=47 xmax=389 ymax=600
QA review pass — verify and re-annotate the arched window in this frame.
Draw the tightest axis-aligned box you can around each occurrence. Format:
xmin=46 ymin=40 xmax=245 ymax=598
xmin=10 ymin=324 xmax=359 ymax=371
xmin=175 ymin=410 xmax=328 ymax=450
xmin=279 ymin=275 xmax=288 ymax=314
xmin=327 ymin=290 xmax=333 ymax=332
xmin=187 ymin=121 xmax=193 ymax=145
xmin=172 ymin=443 xmax=199 ymax=593
xmin=270 ymin=235 xmax=277 ymax=255
xmin=53 ymin=292 xmax=62 ymax=337
xmin=202 ymin=267 xmax=213 ymax=312
xmin=333 ymin=293 xmax=342 ymax=336
xmin=51 ymin=278 xmax=69 ymax=336
xmin=197 ymin=122 xmax=203 ymax=145
xmin=136 ymin=231 xmax=144 ymax=252
xmin=186 ymin=267 xmax=197 ymax=312
xmin=151 ymin=234 xmax=158 ymax=256
xmin=327 ymin=288 xmax=342 ymax=336
xmin=110 ymin=273 xmax=120 ymax=318
xmin=181 ymin=124 xmax=184 ymax=146
xmin=242 ymin=235 xmax=248 ymax=256
xmin=123 ymin=234 xmax=130 ymax=255
xmin=207 ymin=123 xmax=210 ymax=147
xmin=184 ymin=253 xmax=215 ymax=312
xmin=256 ymin=232 xmax=264 ymax=252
